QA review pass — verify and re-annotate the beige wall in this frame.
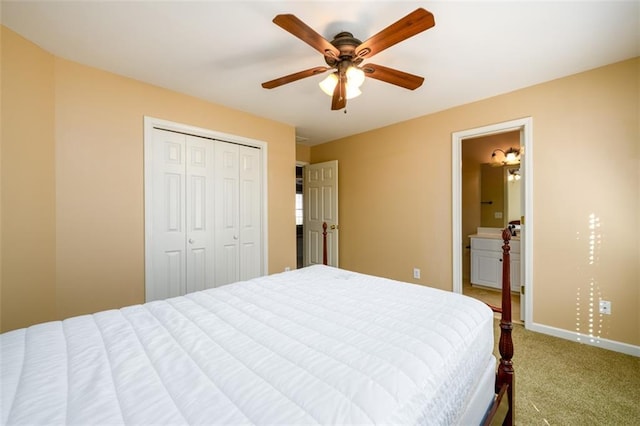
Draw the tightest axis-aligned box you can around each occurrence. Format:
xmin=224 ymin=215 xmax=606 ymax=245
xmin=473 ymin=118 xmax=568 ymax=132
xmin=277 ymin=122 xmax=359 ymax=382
xmin=1 ymin=27 xmax=297 ymax=331
xmin=2 ymin=24 xmax=638 ymax=347
xmin=311 ymin=58 xmax=640 ymax=346
xmin=296 ymin=143 xmax=311 ymax=164
xmin=1 ymin=28 xmax=57 ymax=331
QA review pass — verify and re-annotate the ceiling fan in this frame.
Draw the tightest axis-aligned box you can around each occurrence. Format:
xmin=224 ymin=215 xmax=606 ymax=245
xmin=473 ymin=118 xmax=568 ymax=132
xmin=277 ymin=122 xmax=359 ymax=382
xmin=261 ymin=8 xmax=436 ymax=111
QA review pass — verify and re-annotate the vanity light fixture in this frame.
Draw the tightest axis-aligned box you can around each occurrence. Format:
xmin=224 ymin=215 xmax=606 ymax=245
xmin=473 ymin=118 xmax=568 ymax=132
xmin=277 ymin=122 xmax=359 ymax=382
xmin=507 ymin=168 xmax=521 ymax=181
xmin=491 ymin=147 xmax=520 ymax=166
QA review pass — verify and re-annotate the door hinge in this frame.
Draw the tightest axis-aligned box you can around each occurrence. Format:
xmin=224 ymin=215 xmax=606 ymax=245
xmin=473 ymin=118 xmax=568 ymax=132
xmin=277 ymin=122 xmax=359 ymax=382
xmin=521 ymin=285 xmax=525 ymax=295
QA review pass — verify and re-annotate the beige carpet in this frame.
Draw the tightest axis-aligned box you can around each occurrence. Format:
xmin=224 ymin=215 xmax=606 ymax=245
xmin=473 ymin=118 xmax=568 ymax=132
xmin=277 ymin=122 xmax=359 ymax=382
xmin=464 ymin=281 xmax=522 ymax=323
xmin=494 ymin=321 xmax=640 ymax=425
xmin=464 ymin=281 xmax=639 ymax=424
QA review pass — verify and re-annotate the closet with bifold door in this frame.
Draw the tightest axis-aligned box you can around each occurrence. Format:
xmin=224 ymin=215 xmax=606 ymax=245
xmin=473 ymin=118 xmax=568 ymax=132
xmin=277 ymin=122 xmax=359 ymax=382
xmin=146 ymin=127 xmax=263 ymax=302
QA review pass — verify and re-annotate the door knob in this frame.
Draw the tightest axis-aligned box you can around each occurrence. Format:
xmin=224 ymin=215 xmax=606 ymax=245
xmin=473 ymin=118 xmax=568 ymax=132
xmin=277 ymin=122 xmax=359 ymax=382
xmin=330 ymin=224 xmax=337 ymax=230
xmin=233 ymin=235 xmax=238 ymax=240
xmin=188 ymin=238 xmax=194 ymax=244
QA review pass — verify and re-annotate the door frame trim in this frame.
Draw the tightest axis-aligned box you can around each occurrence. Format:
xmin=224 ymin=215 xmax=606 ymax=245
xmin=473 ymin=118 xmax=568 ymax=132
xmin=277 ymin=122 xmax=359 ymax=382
xmin=143 ymin=116 xmax=268 ymax=300
xmin=451 ymin=117 xmax=533 ymax=327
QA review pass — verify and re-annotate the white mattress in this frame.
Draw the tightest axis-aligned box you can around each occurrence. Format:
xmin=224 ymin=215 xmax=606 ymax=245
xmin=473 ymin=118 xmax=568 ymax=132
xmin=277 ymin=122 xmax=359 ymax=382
xmin=1 ymin=265 xmax=495 ymax=425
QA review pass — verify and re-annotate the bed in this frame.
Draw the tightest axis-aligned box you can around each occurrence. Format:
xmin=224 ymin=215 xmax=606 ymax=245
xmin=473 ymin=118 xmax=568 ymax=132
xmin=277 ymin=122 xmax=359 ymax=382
xmin=1 ymin=228 xmax=514 ymax=425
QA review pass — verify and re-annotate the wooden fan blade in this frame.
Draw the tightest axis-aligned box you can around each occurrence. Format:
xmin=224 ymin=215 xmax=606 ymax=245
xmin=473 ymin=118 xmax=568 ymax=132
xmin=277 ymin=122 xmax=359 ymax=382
xmin=355 ymin=8 xmax=435 ymax=59
xmin=331 ymin=75 xmax=347 ymax=110
xmin=362 ymin=63 xmax=424 ymax=90
xmin=262 ymin=66 xmax=330 ymax=89
xmin=273 ymin=14 xmax=340 ymax=59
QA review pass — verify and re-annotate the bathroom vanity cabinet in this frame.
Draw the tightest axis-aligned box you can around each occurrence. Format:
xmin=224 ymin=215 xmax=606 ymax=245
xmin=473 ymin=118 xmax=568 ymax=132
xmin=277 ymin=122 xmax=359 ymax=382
xmin=470 ymin=234 xmax=520 ymax=292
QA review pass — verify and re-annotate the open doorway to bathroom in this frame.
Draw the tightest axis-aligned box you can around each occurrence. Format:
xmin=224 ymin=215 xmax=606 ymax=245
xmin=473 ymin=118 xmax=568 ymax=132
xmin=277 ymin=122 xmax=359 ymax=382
xmin=452 ymin=117 xmax=533 ymax=326
xmin=462 ymin=131 xmax=522 ymax=322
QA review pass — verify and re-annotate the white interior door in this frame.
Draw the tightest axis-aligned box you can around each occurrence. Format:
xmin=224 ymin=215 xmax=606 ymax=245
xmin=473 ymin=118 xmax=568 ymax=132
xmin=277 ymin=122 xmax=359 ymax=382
xmin=214 ymin=141 xmax=240 ymax=286
xmin=145 ymin=129 xmax=220 ymax=301
xmin=148 ymin=131 xmax=261 ymax=299
xmin=185 ymin=135 xmax=216 ymax=294
xmin=304 ymin=160 xmax=338 ymax=267
xmin=148 ymin=129 xmax=188 ymax=301
xmin=145 ymin=118 xmax=266 ymax=301
xmin=148 ymin=129 xmax=217 ymax=301
xmin=238 ymin=145 xmax=262 ymax=281
xmin=213 ymin=142 xmax=262 ymax=285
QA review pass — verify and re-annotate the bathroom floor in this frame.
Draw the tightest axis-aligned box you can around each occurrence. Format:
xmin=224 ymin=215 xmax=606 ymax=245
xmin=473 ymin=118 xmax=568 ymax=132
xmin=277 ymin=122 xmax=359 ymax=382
xmin=463 ymin=280 xmax=522 ymax=324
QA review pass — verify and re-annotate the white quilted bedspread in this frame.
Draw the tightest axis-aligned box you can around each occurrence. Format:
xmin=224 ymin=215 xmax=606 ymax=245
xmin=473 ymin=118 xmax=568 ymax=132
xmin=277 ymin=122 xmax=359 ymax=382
xmin=1 ymin=265 xmax=494 ymax=425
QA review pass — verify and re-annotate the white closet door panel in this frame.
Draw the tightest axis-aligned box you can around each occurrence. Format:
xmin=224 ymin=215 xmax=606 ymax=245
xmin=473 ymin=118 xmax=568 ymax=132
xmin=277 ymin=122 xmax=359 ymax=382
xmin=163 ymin=250 xmax=184 ymax=298
xmin=189 ymin=248 xmax=206 ymax=291
xmin=165 ymin=174 xmax=182 ymax=231
xmin=239 ymin=146 xmax=262 ymax=281
xmin=215 ymin=142 xmax=240 ymax=286
xmin=240 ymin=242 xmax=259 ymax=280
xmin=146 ymin=121 xmax=265 ymax=300
xmin=186 ymin=136 xmax=215 ymax=293
xmin=222 ymin=179 xmax=238 ymax=228
xmin=219 ymin=244 xmax=239 ymax=285
xmin=149 ymin=129 xmax=187 ymax=301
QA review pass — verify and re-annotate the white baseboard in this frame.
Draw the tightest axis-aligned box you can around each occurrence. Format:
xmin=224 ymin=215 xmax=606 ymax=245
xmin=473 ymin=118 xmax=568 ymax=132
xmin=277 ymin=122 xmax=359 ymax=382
xmin=528 ymin=322 xmax=640 ymax=357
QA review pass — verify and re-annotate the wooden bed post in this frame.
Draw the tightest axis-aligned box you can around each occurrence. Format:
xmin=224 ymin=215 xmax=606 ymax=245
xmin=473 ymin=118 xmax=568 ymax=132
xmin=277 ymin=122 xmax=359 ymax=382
xmin=482 ymin=229 xmax=516 ymax=426
xmin=497 ymin=228 xmax=515 ymax=425
xmin=322 ymin=222 xmax=328 ymax=266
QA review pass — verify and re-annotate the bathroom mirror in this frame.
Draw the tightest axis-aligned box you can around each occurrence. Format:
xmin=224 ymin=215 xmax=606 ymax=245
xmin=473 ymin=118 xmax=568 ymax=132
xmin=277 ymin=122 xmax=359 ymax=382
xmin=480 ymin=164 xmax=521 ymax=227
xmin=505 ymin=166 xmax=521 ymax=224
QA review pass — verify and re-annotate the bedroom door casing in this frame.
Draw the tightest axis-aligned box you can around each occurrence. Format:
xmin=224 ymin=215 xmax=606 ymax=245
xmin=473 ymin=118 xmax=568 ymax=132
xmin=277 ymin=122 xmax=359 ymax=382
xmin=304 ymin=160 xmax=338 ymax=267
xmin=145 ymin=118 xmax=266 ymax=302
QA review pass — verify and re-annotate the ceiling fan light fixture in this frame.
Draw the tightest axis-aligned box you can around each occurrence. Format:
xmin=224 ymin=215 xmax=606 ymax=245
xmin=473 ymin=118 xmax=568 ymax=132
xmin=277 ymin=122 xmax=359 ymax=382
xmin=319 ymin=73 xmax=339 ymax=96
xmin=319 ymin=71 xmax=363 ymax=99
xmin=346 ymin=66 xmax=365 ymax=88
xmin=345 ymin=85 xmax=362 ymax=100
xmin=263 ymin=8 xmax=435 ymax=110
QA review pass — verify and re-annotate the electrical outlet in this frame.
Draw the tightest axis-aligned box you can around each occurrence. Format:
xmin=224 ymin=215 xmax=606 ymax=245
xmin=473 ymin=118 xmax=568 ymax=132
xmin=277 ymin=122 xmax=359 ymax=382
xmin=284 ymin=266 xmax=291 ymax=272
xmin=413 ymin=268 xmax=421 ymax=279
xmin=599 ymin=300 xmax=611 ymax=315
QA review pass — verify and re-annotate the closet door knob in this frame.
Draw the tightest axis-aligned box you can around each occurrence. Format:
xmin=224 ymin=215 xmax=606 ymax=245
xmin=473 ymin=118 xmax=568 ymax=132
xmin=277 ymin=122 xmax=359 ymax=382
xmin=188 ymin=238 xmax=195 ymax=244
xmin=233 ymin=235 xmax=238 ymax=240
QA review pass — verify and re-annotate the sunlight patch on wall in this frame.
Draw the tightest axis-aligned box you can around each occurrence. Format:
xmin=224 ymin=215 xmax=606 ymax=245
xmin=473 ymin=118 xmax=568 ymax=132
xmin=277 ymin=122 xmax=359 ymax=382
xmin=575 ymin=213 xmax=603 ymax=344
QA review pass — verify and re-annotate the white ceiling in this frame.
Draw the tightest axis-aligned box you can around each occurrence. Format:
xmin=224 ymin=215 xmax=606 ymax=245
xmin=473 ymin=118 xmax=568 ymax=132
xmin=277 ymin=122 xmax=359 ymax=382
xmin=2 ymin=1 xmax=638 ymax=145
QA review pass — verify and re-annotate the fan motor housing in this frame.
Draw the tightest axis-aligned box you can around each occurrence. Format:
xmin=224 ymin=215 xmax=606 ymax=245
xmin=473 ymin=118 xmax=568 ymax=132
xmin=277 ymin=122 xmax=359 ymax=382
xmin=325 ymin=31 xmax=363 ymax=66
